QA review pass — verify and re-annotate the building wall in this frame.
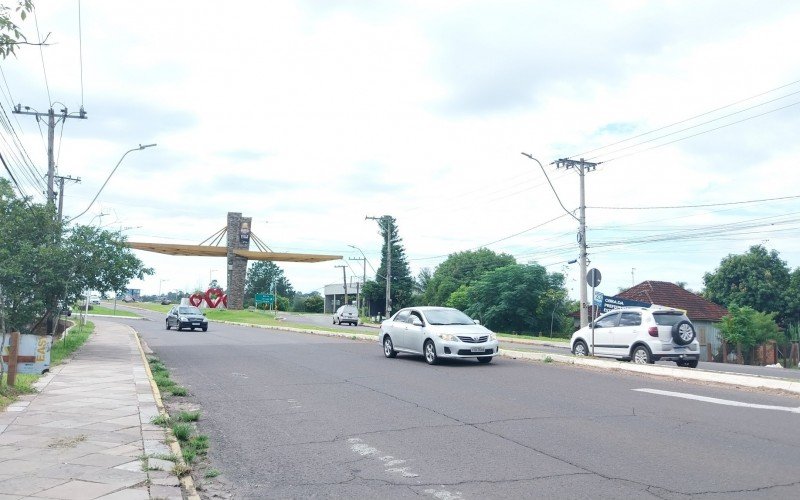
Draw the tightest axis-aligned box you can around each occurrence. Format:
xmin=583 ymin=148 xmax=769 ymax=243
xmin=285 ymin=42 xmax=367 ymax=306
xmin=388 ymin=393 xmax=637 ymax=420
xmin=694 ymin=320 xmax=722 ymax=362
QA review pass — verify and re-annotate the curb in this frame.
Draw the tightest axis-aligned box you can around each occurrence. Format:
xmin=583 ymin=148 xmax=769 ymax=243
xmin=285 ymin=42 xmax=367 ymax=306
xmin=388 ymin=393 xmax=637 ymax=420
xmin=501 ymin=350 xmax=800 ymax=395
xmin=132 ymin=329 xmax=201 ymax=500
xmin=211 ymin=319 xmax=800 ymax=396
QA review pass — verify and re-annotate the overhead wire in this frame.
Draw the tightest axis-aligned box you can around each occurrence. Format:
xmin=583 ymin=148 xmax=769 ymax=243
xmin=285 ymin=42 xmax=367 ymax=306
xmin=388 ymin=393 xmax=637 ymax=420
xmin=568 ymin=78 xmax=800 ymax=160
xmin=588 ymin=194 xmax=800 ymax=211
xmin=32 ymin=6 xmax=52 ymax=106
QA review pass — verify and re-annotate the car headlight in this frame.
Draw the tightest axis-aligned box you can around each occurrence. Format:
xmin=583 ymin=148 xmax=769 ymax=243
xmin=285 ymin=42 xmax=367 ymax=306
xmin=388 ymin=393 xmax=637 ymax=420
xmin=489 ymin=333 xmax=497 ymax=341
xmin=179 ymin=316 xmax=188 ymax=322
xmin=438 ymin=333 xmax=458 ymax=342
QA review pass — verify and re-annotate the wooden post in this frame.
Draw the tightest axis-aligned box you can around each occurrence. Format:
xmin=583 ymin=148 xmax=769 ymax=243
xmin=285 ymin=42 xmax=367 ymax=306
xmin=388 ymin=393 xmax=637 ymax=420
xmin=722 ymin=339 xmax=728 ymax=363
xmin=7 ymin=331 xmax=20 ymax=387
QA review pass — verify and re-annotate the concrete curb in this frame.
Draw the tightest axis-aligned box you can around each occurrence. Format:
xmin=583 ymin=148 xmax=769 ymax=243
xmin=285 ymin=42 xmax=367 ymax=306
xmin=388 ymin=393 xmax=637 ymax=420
xmin=502 ymin=350 xmax=800 ymax=395
xmin=211 ymin=319 xmax=800 ymax=396
xmin=132 ymin=327 xmax=201 ymax=500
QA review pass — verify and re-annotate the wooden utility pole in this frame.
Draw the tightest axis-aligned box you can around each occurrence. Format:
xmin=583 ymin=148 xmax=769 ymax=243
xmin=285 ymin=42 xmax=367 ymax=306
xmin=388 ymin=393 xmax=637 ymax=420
xmin=335 ymin=265 xmax=348 ymax=305
xmin=12 ymin=105 xmax=87 ymax=206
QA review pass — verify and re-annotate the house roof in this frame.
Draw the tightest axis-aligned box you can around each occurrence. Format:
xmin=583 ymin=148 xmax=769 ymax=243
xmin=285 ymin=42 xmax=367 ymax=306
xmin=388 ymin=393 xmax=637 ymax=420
xmin=616 ymin=281 xmax=728 ymax=321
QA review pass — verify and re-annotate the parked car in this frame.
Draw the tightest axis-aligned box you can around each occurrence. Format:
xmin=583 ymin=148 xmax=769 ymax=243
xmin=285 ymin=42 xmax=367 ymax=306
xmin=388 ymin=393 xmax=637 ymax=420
xmin=160 ymin=297 xmax=171 ymax=305
xmin=90 ymin=295 xmax=101 ymax=305
xmin=380 ymin=306 xmax=498 ymax=364
xmin=570 ymin=306 xmax=700 ymax=367
xmin=333 ymin=305 xmax=359 ymax=325
xmin=165 ymin=306 xmax=208 ymax=332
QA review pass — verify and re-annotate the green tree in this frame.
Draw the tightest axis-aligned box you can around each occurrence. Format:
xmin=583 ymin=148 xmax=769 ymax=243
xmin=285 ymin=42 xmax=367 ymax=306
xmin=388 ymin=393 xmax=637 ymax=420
xmin=424 ymin=248 xmax=515 ymax=306
xmin=786 ymin=268 xmax=800 ymax=325
xmin=362 ymin=216 xmax=413 ymax=314
xmin=0 ymin=179 xmax=151 ymax=334
xmin=244 ymin=261 xmax=295 ymax=306
xmin=464 ymin=263 xmax=568 ymax=334
xmin=703 ymin=245 xmax=790 ymax=322
xmin=718 ymin=304 xmax=781 ymax=363
xmin=0 ymin=1 xmax=32 ymax=59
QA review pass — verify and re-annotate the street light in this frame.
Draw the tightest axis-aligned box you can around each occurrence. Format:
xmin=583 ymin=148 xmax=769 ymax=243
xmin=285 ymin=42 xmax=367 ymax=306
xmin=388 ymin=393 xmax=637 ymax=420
xmin=158 ymin=279 xmax=168 ymax=297
xmin=70 ymin=143 xmax=157 ymax=222
xmin=348 ymin=245 xmax=368 ymax=315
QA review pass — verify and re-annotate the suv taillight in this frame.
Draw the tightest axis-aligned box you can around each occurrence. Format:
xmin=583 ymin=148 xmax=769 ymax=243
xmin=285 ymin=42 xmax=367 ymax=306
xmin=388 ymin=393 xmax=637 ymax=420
xmin=648 ymin=326 xmax=659 ymax=337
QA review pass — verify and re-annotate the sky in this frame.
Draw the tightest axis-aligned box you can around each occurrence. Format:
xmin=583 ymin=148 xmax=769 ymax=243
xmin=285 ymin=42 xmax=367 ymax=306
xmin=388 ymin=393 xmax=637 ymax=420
xmin=1 ymin=0 xmax=799 ymax=302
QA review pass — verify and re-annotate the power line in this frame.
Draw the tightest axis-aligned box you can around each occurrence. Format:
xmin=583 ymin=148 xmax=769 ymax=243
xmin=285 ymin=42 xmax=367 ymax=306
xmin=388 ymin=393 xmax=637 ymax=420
xmin=568 ymin=78 xmax=800 ymax=160
xmin=586 ymin=91 xmax=800 ymax=162
xmin=588 ymin=194 xmax=800 ymax=210
xmin=601 ymin=100 xmax=800 ymax=164
xmin=32 ymin=6 xmax=52 ymax=106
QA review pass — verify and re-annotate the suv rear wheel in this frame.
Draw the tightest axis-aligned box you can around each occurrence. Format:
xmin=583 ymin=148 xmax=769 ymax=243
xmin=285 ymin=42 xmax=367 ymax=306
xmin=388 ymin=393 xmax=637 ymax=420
xmin=672 ymin=320 xmax=696 ymax=345
xmin=632 ymin=345 xmax=653 ymax=364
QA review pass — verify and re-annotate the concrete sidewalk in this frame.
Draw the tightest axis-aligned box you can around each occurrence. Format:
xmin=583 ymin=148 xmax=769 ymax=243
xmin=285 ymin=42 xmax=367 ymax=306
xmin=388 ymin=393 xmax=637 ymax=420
xmin=0 ymin=320 xmax=187 ymax=500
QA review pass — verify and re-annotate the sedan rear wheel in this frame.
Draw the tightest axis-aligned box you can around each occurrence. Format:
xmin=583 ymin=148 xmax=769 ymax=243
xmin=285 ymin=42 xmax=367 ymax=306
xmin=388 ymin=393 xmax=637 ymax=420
xmin=383 ymin=336 xmax=397 ymax=358
xmin=424 ymin=340 xmax=438 ymax=365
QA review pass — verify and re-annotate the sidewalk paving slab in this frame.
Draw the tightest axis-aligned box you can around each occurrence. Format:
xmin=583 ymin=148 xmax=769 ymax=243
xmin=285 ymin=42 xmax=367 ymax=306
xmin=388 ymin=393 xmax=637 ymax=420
xmin=0 ymin=320 xmax=193 ymax=500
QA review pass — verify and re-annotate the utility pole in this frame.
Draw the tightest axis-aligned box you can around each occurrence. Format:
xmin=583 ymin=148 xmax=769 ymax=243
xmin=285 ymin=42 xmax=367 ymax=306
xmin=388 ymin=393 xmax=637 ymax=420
xmin=335 ymin=264 xmax=348 ymax=305
xmin=13 ymin=105 xmax=87 ymax=206
xmin=555 ymin=158 xmax=598 ymax=328
xmin=349 ymin=256 xmax=365 ymax=313
xmin=54 ymin=175 xmax=81 ymax=223
xmin=366 ymin=215 xmax=392 ymax=317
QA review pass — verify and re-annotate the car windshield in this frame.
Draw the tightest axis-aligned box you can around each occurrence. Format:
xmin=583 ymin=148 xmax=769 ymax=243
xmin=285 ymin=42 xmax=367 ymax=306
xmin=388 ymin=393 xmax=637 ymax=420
xmin=179 ymin=307 xmax=202 ymax=315
xmin=424 ymin=308 xmax=474 ymax=325
xmin=653 ymin=312 xmax=685 ymax=326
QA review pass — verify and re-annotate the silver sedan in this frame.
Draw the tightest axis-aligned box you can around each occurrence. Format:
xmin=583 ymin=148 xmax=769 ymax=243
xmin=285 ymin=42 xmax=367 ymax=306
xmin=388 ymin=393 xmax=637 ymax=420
xmin=379 ymin=307 xmax=498 ymax=364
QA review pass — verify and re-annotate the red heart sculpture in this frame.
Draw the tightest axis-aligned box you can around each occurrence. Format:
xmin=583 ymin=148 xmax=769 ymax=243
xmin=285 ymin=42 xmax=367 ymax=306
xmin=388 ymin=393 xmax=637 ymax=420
xmin=189 ymin=293 xmax=204 ymax=307
xmin=204 ymin=287 xmax=226 ymax=308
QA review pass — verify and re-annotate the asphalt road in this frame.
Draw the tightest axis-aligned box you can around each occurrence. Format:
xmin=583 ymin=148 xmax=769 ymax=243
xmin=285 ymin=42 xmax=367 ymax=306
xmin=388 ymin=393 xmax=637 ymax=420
xmin=110 ymin=310 xmax=800 ymax=499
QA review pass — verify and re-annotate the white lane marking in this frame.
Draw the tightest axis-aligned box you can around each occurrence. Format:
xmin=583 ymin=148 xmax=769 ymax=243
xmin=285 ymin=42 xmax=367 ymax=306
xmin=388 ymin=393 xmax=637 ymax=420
xmin=424 ymin=489 xmax=464 ymax=500
xmin=634 ymin=388 xmax=800 ymax=413
xmin=347 ymin=439 xmax=420 ymax=478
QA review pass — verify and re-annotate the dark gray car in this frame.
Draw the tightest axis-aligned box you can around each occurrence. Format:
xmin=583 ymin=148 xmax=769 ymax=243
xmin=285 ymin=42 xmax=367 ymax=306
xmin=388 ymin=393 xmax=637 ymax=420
xmin=166 ymin=305 xmax=208 ymax=332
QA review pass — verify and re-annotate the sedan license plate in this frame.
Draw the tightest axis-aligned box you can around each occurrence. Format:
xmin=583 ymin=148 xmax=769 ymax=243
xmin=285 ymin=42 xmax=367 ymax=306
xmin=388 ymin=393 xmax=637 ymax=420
xmin=470 ymin=347 xmax=485 ymax=353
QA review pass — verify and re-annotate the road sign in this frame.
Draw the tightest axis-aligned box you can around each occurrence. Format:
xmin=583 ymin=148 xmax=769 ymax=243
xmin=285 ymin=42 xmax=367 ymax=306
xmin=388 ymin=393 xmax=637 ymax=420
xmin=255 ymin=293 xmax=274 ymax=305
xmin=586 ymin=268 xmax=602 ymax=287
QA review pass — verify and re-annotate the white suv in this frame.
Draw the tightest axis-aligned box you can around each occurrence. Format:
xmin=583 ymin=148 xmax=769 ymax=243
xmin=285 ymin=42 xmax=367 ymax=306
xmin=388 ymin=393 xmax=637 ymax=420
xmin=570 ymin=306 xmax=700 ymax=368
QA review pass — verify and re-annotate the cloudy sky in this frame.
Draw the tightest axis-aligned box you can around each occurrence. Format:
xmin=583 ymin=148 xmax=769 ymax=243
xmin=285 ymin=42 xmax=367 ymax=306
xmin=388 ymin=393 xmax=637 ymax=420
xmin=2 ymin=0 xmax=799 ymax=301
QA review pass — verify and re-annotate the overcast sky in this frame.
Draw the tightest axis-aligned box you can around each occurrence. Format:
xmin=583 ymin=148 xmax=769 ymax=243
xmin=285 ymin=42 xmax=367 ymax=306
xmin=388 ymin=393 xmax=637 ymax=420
xmin=2 ymin=0 xmax=799 ymax=301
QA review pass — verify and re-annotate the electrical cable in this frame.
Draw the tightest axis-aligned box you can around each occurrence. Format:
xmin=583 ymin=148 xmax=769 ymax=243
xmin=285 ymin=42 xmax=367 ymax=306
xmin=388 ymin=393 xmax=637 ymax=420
xmin=586 ymin=92 xmax=800 ymax=162
xmin=601 ymin=100 xmax=800 ymax=164
xmin=32 ymin=6 xmax=51 ymax=106
xmin=588 ymin=194 xmax=800 ymax=210
xmin=568 ymin=78 xmax=800 ymax=160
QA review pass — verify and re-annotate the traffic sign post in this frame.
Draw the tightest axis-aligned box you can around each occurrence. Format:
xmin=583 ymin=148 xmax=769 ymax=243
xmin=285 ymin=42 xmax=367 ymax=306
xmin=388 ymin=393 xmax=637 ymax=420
xmin=586 ymin=268 xmax=602 ymax=356
xmin=254 ymin=293 xmax=275 ymax=309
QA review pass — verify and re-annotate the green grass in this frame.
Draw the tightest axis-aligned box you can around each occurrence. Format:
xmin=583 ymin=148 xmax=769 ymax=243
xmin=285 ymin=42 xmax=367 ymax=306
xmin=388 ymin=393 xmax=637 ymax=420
xmin=178 ymin=411 xmax=201 ymax=422
xmin=497 ymin=333 xmax=570 ymax=344
xmin=204 ymin=468 xmax=221 ymax=478
xmin=51 ymin=322 xmax=94 ymax=365
xmin=0 ymin=373 xmax=38 ymax=409
xmin=73 ymin=305 xmax=139 ymax=317
xmin=169 ymin=386 xmax=188 ymax=396
xmin=172 ymin=422 xmax=193 ymax=442
xmin=131 ymin=303 xmax=172 ymax=314
xmin=151 ymin=414 xmax=172 ymax=427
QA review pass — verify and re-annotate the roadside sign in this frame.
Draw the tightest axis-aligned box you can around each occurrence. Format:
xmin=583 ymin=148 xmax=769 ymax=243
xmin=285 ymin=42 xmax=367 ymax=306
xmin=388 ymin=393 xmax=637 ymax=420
xmin=255 ymin=293 xmax=275 ymax=305
xmin=586 ymin=268 xmax=601 ymax=287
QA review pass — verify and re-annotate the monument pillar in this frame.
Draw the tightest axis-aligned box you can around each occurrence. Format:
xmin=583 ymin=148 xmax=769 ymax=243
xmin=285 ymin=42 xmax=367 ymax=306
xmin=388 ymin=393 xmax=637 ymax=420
xmin=226 ymin=212 xmax=251 ymax=309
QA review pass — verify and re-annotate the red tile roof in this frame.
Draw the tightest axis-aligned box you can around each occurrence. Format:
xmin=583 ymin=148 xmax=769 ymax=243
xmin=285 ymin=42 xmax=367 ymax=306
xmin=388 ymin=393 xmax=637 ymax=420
xmin=615 ymin=281 xmax=728 ymax=321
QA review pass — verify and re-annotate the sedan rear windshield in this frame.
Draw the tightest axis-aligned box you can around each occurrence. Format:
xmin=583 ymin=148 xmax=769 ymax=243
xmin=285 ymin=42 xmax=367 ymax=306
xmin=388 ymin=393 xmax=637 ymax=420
xmin=653 ymin=312 xmax=686 ymax=326
xmin=424 ymin=309 xmax=474 ymax=325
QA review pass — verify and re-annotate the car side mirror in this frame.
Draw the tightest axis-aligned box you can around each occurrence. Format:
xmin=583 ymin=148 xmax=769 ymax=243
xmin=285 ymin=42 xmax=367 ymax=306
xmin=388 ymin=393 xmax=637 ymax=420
xmin=473 ymin=319 xmax=481 ymax=325
xmin=412 ymin=317 xmax=423 ymax=327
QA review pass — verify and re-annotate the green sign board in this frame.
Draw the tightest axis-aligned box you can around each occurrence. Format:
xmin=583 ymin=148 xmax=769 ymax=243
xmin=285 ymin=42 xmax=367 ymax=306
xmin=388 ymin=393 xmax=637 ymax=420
xmin=255 ymin=293 xmax=274 ymax=305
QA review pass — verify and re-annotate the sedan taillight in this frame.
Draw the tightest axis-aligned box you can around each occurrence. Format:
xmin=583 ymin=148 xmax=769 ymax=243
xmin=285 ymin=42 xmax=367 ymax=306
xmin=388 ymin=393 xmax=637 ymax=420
xmin=648 ymin=326 xmax=659 ymax=337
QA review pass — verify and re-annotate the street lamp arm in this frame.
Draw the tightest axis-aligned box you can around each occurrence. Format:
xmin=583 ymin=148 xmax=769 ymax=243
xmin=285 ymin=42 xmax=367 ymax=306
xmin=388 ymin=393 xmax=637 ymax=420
xmin=521 ymin=152 xmax=580 ymax=222
xmin=69 ymin=144 xmax=157 ymax=223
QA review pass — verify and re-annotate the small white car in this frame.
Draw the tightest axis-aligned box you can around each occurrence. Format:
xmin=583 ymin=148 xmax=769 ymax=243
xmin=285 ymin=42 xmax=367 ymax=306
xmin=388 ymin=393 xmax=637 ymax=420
xmin=570 ymin=306 xmax=700 ymax=367
xmin=333 ymin=305 xmax=359 ymax=326
xmin=380 ymin=307 xmax=498 ymax=364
